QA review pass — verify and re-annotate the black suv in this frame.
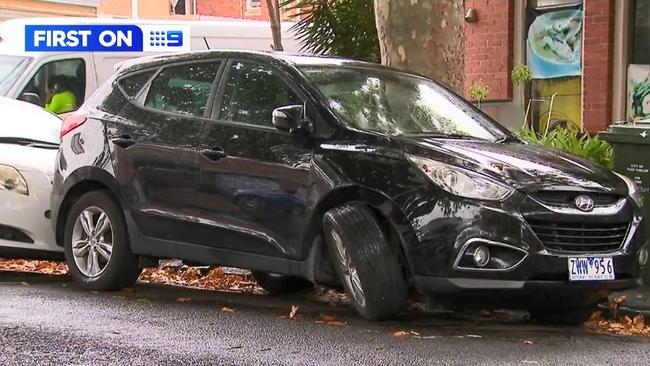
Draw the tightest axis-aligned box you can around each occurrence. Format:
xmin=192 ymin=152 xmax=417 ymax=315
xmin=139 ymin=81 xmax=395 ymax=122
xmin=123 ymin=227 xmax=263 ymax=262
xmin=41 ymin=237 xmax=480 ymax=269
xmin=52 ymin=51 xmax=647 ymax=323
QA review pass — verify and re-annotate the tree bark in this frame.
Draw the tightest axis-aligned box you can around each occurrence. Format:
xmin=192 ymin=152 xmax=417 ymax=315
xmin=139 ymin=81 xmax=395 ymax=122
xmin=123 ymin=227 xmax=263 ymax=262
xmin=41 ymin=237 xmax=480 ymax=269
xmin=266 ymin=0 xmax=284 ymax=51
xmin=374 ymin=0 xmax=464 ymax=93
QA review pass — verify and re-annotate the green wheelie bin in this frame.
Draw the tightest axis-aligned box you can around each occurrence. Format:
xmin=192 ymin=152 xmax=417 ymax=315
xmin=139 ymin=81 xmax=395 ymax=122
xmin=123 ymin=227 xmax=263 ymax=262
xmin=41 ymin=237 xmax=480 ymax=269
xmin=600 ymin=122 xmax=650 ymax=284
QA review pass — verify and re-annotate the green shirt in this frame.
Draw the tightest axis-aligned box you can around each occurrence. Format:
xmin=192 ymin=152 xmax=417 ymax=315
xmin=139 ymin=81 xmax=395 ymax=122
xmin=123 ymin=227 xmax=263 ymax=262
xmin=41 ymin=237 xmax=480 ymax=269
xmin=45 ymin=90 xmax=77 ymax=114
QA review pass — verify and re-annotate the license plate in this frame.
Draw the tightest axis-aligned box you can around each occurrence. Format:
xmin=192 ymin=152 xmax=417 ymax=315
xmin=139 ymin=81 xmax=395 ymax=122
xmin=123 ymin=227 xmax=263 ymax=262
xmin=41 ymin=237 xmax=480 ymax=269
xmin=568 ymin=257 xmax=615 ymax=281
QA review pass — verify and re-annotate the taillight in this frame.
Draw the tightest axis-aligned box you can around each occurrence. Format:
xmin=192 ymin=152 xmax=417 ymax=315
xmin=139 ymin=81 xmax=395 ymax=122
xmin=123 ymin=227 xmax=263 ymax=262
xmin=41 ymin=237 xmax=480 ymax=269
xmin=60 ymin=115 xmax=87 ymax=138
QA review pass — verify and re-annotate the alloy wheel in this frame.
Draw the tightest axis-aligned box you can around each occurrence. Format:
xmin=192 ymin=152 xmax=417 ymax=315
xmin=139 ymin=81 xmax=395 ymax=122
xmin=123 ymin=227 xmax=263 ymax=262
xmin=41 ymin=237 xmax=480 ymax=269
xmin=330 ymin=230 xmax=366 ymax=307
xmin=71 ymin=206 xmax=114 ymax=278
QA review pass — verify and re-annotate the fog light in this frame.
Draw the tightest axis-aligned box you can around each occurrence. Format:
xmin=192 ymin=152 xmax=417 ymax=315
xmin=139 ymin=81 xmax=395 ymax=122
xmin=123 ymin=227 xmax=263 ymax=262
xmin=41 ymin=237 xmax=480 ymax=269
xmin=640 ymin=247 xmax=648 ymax=267
xmin=473 ymin=245 xmax=490 ymax=267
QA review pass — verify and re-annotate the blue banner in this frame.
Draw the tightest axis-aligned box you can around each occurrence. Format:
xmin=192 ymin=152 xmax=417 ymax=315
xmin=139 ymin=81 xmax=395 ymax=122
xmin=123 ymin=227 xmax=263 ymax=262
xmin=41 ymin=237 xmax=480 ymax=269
xmin=24 ymin=24 xmax=189 ymax=52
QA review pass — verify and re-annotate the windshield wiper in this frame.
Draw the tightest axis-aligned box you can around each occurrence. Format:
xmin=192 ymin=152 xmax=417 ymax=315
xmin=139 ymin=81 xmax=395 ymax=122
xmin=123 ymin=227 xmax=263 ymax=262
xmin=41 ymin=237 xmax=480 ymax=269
xmin=409 ymin=133 xmax=486 ymax=140
xmin=494 ymin=135 xmax=520 ymax=143
xmin=0 ymin=137 xmax=59 ymax=148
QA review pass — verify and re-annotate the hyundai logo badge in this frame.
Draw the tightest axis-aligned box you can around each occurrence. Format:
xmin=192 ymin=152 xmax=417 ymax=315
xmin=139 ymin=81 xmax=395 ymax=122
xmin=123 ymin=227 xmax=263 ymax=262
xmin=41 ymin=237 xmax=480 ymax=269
xmin=574 ymin=195 xmax=595 ymax=212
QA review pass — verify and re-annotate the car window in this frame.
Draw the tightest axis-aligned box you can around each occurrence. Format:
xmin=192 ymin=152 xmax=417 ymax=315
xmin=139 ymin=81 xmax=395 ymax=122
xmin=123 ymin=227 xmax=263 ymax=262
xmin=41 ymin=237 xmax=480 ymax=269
xmin=20 ymin=58 xmax=85 ymax=115
xmin=118 ymin=70 xmax=156 ymax=98
xmin=145 ymin=62 xmax=221 ymax=117
xmin=219 ymin=60 xmax=302 ymax=127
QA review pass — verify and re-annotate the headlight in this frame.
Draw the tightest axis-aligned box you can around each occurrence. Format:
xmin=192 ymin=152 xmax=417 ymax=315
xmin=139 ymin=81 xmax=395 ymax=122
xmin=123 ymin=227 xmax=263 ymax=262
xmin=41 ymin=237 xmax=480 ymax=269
xmin=0 ymin=164 xmax=28 ymax=195
xmin=407 ymin=155 xmax=514 ymax=201
xmin=614 ymin=172 xmax=643 ymax=207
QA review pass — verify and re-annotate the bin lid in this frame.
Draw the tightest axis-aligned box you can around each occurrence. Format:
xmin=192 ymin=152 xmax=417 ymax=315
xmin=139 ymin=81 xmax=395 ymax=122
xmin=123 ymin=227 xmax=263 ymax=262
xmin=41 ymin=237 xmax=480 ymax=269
xmin=600 ymin=121 xmax=650 ymax=144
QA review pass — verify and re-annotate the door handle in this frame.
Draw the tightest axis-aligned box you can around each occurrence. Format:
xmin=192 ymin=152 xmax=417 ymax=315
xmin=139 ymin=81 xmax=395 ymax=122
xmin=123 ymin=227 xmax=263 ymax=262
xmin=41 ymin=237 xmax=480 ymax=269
xmin=111 ymin=135 xmax=136 ymax=149
xmin=200 ymin=148 xmax=227 ymax=161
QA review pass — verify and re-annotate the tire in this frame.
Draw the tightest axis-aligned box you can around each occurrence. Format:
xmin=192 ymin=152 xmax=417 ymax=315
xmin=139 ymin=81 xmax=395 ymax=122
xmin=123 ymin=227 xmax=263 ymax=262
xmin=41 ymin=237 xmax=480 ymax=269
xmin=528 ymin=306 xmax=596 ymax=326
xmin=322 ymin=202 xmax=407 ymax=320
xmin=63 ymin=190 xmax=141 ymax=291
xmin=253 ymin=271 xmax=313 ymax=295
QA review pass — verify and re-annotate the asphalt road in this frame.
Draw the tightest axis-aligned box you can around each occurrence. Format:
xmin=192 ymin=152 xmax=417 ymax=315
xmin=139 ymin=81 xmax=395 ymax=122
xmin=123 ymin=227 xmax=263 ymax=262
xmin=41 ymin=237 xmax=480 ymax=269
xmin=0 ymin=272 xmax=648 ymax=366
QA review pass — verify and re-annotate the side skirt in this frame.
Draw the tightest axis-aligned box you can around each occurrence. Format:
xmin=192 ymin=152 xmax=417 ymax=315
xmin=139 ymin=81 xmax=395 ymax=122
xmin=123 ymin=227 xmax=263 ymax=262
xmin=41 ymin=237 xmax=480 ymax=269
xmin=124 ymin=212 xmax=319 ymax=280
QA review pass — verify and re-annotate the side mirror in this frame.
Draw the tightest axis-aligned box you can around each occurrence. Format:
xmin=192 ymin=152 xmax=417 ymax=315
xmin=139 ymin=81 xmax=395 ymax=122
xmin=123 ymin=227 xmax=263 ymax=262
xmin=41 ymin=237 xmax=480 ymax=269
xmin=19 ymin=92 xmax=42 ymax=106
xmin=272 ymin=104 xmax=303 ymax=132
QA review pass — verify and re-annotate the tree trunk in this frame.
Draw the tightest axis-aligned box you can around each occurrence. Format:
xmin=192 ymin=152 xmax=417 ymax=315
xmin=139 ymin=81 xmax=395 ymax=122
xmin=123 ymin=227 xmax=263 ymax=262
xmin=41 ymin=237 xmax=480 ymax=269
xmin=266 ymin=0 xmax=284 ymax=51
xmin=374 ymin=0 xmax=464 ymax=93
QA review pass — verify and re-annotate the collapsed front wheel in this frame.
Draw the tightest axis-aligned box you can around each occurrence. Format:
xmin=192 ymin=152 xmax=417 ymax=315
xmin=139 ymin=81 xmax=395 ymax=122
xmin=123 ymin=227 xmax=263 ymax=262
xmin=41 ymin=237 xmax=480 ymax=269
xmin=63 ymin=190 xmax=141 ymax=291
xmin=322 ymin=202 xmax=407 ymax=320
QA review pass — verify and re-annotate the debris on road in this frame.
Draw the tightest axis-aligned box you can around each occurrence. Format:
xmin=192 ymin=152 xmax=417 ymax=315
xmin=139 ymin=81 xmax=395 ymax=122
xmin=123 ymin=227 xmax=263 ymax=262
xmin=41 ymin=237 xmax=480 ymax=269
xmin=0 ymin=259 xmax=67 ymax=275
xmin=316 ymin=314 xmax=346 ymax=326
xmin=221 ymin=307 xmax=236 ymax=313
xmin=138 ymin=266 xmax=263 ymax=294
xmin=584 ymin=311 xmax=650 ymax=336
xmin=177 ymin=297 xmax=192 ymax=303
xmin=289 ymin=305 xmax=300 ymax=319
xmin=523 ymin=340 xmax=534 ymax=345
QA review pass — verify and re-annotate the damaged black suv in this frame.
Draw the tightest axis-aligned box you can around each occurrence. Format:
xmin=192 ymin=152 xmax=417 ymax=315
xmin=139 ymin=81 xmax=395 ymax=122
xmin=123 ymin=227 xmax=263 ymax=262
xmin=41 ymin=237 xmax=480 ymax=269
xmin=51 ymin=51 xmax=647 ymax=323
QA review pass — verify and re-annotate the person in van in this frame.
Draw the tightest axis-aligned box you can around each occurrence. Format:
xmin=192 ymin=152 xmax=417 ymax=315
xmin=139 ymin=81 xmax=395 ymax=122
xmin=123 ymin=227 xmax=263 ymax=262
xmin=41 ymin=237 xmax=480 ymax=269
xmin=44 ymin=75 xmax=76 ymax=114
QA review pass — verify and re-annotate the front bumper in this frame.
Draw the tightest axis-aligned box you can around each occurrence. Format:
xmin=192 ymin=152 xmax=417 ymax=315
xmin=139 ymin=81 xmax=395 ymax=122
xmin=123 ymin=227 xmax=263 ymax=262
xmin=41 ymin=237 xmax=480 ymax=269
xmin=0 ymin=169 xmax=61 ymax=253
xmin=398 ymin=188 xmax=646 ymax=295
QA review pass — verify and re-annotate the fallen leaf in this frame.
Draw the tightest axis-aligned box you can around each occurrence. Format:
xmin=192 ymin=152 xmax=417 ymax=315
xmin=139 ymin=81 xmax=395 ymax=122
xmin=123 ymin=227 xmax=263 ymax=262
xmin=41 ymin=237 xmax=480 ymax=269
xmin=393 ymin=331 xmax=409 ymax=337
xmin=319 ymin=314 xmax=337 ymax=322
xmin=221 ymin=307 xmax=236 ymax=313
xmin=523 ymin=340 xmax=534 ymax=345
xmin=289 ymin=305 xmax=299 ymax=319
xmin=177 ymin=297 xmax=191 ymax=303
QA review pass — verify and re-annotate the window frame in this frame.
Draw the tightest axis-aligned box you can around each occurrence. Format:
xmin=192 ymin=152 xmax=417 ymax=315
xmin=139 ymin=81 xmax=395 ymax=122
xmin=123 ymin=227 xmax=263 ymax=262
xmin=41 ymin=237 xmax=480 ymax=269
xmin=130 ymin=59 xmax=226 ymax=120
xmin=116 ymin=68 xmax=159 ymax=101
xmin=19 ymin=57 xmax=86 ymax=113
xmin=209 ymin=58 xmax=306 ymax=131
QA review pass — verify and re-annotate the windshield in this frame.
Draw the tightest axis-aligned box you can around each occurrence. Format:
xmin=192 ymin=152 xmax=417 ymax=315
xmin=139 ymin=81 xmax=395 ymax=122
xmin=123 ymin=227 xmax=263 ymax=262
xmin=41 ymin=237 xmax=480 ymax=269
xmin=0 ymin=97 xmax=60 ymax=145
xmin=300 ymin=65 xmax=508 ymax=140
xmin=0 ymin=55 xmax=31 ymax=96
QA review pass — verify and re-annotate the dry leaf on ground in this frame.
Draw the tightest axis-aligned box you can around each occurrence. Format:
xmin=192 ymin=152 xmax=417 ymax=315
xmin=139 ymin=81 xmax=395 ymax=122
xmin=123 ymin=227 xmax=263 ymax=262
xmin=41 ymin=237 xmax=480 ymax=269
xmin=289 ymin=305 xmax=299 ymax=319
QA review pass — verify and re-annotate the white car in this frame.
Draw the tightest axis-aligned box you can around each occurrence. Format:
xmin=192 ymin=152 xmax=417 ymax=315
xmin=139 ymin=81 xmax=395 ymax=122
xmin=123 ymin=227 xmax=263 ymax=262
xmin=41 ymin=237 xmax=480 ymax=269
xmin=0 ymin=97 xmax=62 ymax=258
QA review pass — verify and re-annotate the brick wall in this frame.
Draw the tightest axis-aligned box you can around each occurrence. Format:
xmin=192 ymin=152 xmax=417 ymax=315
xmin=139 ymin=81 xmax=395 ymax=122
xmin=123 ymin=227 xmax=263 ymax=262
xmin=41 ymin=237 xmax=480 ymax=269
xmin=98 ymin=0 xmax=130 ymax=17
xmin=197 ymin=0 xmax=270 ymax=21
xmin=582 ymin=0 xmax=615 ymax=132
xmin=464 ymin=0 xmax=514 ymax=101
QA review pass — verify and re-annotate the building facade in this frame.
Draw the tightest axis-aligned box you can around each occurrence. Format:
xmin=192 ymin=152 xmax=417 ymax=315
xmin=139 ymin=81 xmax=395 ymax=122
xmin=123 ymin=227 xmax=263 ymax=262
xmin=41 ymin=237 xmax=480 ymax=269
xmin=0 ymin=0 xmax=98 ymax=20
xmin=465 ymin=0 xmax=643 ymax=132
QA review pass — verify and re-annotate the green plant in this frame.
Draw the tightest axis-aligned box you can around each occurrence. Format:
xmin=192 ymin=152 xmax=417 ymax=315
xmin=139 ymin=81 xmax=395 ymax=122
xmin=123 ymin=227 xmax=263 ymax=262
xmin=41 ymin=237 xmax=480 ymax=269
xmin=469 ymin=82 xmax=490 ymax=108
xmin=511 ymin=64 xmax=532 ymax=86
xmin=515 ymin=125 xmax=613 ymax=168
xmin=280 ymin=0 xmax=380 ymax=62
xmin=512 ymin=64 xmax=533 ymax=128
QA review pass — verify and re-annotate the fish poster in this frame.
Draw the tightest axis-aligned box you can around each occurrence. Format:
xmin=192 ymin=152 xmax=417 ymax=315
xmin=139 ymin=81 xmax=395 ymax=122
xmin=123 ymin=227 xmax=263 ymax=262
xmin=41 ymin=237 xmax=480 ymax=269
xmin=527 ymin=6 xmax=583 ymax=79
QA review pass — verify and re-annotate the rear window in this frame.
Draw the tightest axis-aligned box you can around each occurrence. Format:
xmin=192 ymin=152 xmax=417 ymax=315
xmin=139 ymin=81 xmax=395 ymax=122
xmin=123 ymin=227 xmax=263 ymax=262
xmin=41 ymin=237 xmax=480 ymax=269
xmin=118 ymin=70 xmax=156 ymax=98
xmin=144 ymin=61 xmax=221 ymax=118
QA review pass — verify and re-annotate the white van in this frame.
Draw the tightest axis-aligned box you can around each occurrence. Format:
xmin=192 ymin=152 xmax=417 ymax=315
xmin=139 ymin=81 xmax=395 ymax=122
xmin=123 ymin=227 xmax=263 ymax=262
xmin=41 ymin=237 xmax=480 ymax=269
xmin=0 ymin=17 xmax=300 ymax=113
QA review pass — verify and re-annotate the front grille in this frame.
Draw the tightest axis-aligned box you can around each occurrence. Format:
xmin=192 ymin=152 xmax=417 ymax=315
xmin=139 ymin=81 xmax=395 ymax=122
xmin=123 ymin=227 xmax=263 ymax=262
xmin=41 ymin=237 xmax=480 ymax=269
xmin=533 ymin=191 xmax=622 ymax=207
xmin=527 ymin=219 xmax=628 ymax=253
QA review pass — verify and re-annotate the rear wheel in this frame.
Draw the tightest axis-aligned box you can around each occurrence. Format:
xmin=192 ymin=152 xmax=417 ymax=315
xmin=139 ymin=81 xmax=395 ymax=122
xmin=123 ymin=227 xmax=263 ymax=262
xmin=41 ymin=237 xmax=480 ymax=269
xmin=322 ymin=202 xmax=407 ymax=320
xmin=252 ymin=271 xmax=313 ymax=295
xmin=63 ymin=190 xmax=141 ymax=291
